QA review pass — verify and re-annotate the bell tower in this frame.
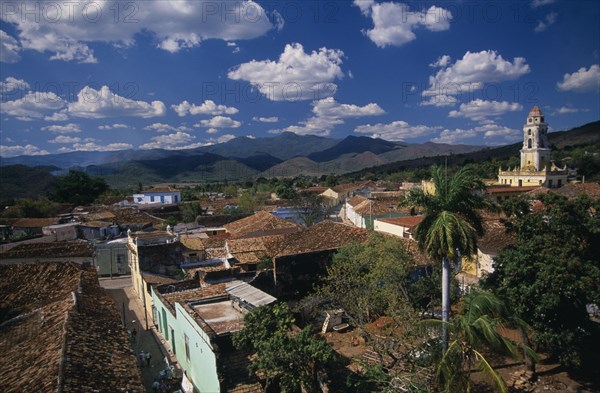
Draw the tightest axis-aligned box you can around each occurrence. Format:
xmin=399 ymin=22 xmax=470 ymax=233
xmin=520 ymin=105 xmax=551 ymax=172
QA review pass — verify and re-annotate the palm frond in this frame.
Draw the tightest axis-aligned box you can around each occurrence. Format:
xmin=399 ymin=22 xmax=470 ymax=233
xmin=473 ymin=349 xmax=508 ymax=393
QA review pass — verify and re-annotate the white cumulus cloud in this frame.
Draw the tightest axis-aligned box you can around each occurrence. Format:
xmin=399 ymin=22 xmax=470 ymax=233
xmin=172 ymin=100 xmax=239 ymax=116
xmin=195 ymin=116 xmax=241 ymax=128
xmin=0 ymin=76 xmax=29 ymax=93
xmin=432 ymin=122 xmax=519 ymax=144
xmin=252 ymin=116 xmax=279 ymax=123
xmin=556 ymin=64 xmax=600 ymax=93
xmin=41 ymin=123 xmax=82 ymax=133
xmin=228 ymin=43 xmax=344 ymax=101
xmin=1 ymin=91 xmax=67 ymax=121
xmin=531 ymin=0 xmax=556 ymax=8
xmin=357 ymin=2 xmax=452 ymax=48
xmin=59 ymin=142 xmax=133 ymax=152
xmin=139 ymin=131 xmax=195 ymax=150
xmin=354 ymin=120 xmax=441 ymax=141
xmin=272 ymin=98 xmax=385 ymax=136
xmin=0 ymin=144 xmax=49 ymax=157
xmin=1 ymin=1 xmax=273 ymax=62
xmin=68 ymin=86 xmax=166 ymax=118
xmin=99 ymin=123 xmax=129 ymax=130
xmin=48 ymin=135 xmax=81 ymax=144
xmin=534 ymin=12 xmax=557 ymax=33
xmin=448 ymin=100 xmax=523 ymax=121
xmin=143 ymin=123 xmax=191 ymax=132
xmin=0 ymin=30 xmax=21 ymax=63
xmin=423 ymin=50 xmax=530 ymax=98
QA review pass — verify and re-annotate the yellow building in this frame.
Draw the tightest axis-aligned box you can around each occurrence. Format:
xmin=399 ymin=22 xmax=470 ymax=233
xmin=498 ymin=106 xmax=568 ymax=188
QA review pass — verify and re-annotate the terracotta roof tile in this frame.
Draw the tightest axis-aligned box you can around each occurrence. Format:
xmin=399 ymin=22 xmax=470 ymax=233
xmin=478 ymin=218 xmax=516 ymax=254
xmin=144 ymin=186 xmax=180 ymax=193
xmin=377 ymin=215 xmax=424 ymax=229
xmin=267 ymin=221 xmax=368 ymax=257
xmin=224 ymin=211 xmax=300 ymax=238
xmin=486 ymin=186 xmax=540 ymax=194
xmin=346 ymin=195 xmax=367 ymax=207
xmin=353 ymin=199 xmax=398 ymax=215
xmin=12 ymin=217 xmax=60 ymax=228
xmin=552 ymin=182 xmax=600 ymax=199
xmin=84 ymin=211 xmax=115 ymax=221
xmin=0 ymin=240 xmax=93 ymax=259
xmin=0 ymin=263 xmax=143 ymax=393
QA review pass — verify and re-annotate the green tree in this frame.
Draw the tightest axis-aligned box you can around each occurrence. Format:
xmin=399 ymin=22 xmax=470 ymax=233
xmin=233 ymin=303 xmax=334 ymax=392
xmin=238 ymin=189 xmax=259 ymax=213
xmin=295 ymin=193 xmax=325 ymax=227
xmin=320 ymin=233 xmax=416 ymax=327
xmin=426 ymin=291 xmax=536 ymax=393
xmin=180 ymin=202 xmax=204 ymax=223
xmin=484 ymin=193 xmax=600 ymax=368
xmin=163 ymin=216 xmax=177 ymax=229
xmin=402 ymin=166 xmax=487 ymax=349
xmin=52 ymin=170 xmax=109 ymax=205
xmin=322 ymin=174 xmax=338 ymax=188
xmin=275 ymin=184 xmax=297 ymax=200
xmin=12 ymin=197 xmax=62 ymax=218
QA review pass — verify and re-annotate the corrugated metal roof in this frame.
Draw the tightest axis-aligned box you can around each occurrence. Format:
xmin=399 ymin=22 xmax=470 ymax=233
xmin=226 ymin=280 xmax=276 ymax=307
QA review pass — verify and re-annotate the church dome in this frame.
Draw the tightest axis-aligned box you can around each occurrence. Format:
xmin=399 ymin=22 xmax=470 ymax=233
xmin=529 ymin=105 xmax=543 ymax=117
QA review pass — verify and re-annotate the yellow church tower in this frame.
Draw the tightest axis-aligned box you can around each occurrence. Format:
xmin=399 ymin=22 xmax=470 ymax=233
xmin=498 ymin=106 xmax=568 ymax=188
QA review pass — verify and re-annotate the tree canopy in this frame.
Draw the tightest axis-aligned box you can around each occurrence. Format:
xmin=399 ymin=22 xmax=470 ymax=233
xmin=484 ymin=193 xmax=600 ymax=368
xmin=319 ymin=233 xmax=417 ymax=326
xmin=233 ymin=303 xmax=334 ymax=393
xmin=51 ymin=170 xmax=109 ymax=205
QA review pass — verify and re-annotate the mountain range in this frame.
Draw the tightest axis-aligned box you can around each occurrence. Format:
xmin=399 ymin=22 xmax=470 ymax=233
xmin=2 ymin=121 xmax=598 ymax=190
xmin=0 ymin=132 xmax=483 ymax=187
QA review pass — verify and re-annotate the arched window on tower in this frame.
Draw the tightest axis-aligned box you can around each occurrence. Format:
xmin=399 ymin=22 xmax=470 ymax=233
xmin=528 ymin=129 xmax=531 ymax=135
xmin=528 ymin=139 xmax=532 ymax=148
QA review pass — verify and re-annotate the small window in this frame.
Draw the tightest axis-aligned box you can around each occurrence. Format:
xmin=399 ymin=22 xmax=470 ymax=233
xmin=185 ymin=334 xmax=190 ymax=361
xmin=528 ymin=129 xmax=531 ymax=135
xmin=528 ymin=139 xmax=532 ymax=148
xmin=150 ymin=196 xmax=155 ymax=202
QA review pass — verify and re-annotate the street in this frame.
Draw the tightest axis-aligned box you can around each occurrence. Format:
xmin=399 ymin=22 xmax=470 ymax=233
xmin=100 ymin=276 xmax=170 ymax=392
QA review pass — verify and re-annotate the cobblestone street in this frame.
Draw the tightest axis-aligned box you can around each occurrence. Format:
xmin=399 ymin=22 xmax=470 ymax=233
xmin=100 ymin=276 xmax=171 ymax=392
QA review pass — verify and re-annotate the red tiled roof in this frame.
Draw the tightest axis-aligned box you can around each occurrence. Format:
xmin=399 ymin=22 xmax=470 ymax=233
xmin=224 ymin=211 xmax=301 ymax=238
xmin=346 ymin=195 xmax=367 ymax=207
xmin=552 ymin=182 xmax=600 ymax=199
xmin=377 ymin=215 xmax=425 ymax=229
xmin=478 ymin=218 xmax=516 ymax=254
xmin=144 ymin=186 xmax=180 ymax=193
xmin=528 ymin=105 xmax=543 ymax=117
xmin=353 ymin=199 xmax=398 ymax=216
xmin=12 ymin=217 xmax=60 ymax=228
xmin=0 ymin=240 xmax=93 ymax=259
xmin=486 ymin=186 xmax=540 ymax=194
xmin=332 ymin=183 xmax=361 ymax=193
xmin=0 ymin=263 xmax=143 ymax=392
xmin=267 ymin=221 xmax=368 ymax=257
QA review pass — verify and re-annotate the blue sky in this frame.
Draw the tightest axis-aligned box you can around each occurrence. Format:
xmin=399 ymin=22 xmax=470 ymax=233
xmin=1 ymin=0 xmax=599 ymax=157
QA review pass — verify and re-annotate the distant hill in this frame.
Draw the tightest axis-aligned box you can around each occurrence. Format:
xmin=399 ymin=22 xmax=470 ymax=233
xmin=547 ymin=121 xmax=600 ymax=149
xmin=1 ymin=121 xmax=596 ymax=190
xmin=0 ymin=165 xmax=58 ymax=200
xmin=307 ymin=136 xmax=400 ymax=162
xmin=200 ymin=132 xmax=339 ymax=160
xmin=345 ymin=120 xmax=600 ymax=178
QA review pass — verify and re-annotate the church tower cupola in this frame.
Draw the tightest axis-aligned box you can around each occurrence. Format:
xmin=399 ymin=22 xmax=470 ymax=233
xmin=521 ymin=105 xmax=551 ymax=171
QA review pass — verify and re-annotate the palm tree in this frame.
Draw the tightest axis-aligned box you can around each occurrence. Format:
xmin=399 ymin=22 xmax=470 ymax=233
xmin=425 ymin=290 xmax=537 ymax=393
xmin=402 ymin=166 xmax=487 ymax=349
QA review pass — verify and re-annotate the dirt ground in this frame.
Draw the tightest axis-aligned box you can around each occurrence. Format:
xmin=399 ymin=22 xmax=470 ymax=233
xmin=325 ymin=327 xmax=600 ymax=393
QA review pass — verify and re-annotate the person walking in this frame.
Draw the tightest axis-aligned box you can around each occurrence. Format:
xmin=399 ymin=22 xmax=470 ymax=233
xmin=138 ymin=351 xmax=146 ymax=367
xmin=145 ymin=351 xmax=152 ymax=367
